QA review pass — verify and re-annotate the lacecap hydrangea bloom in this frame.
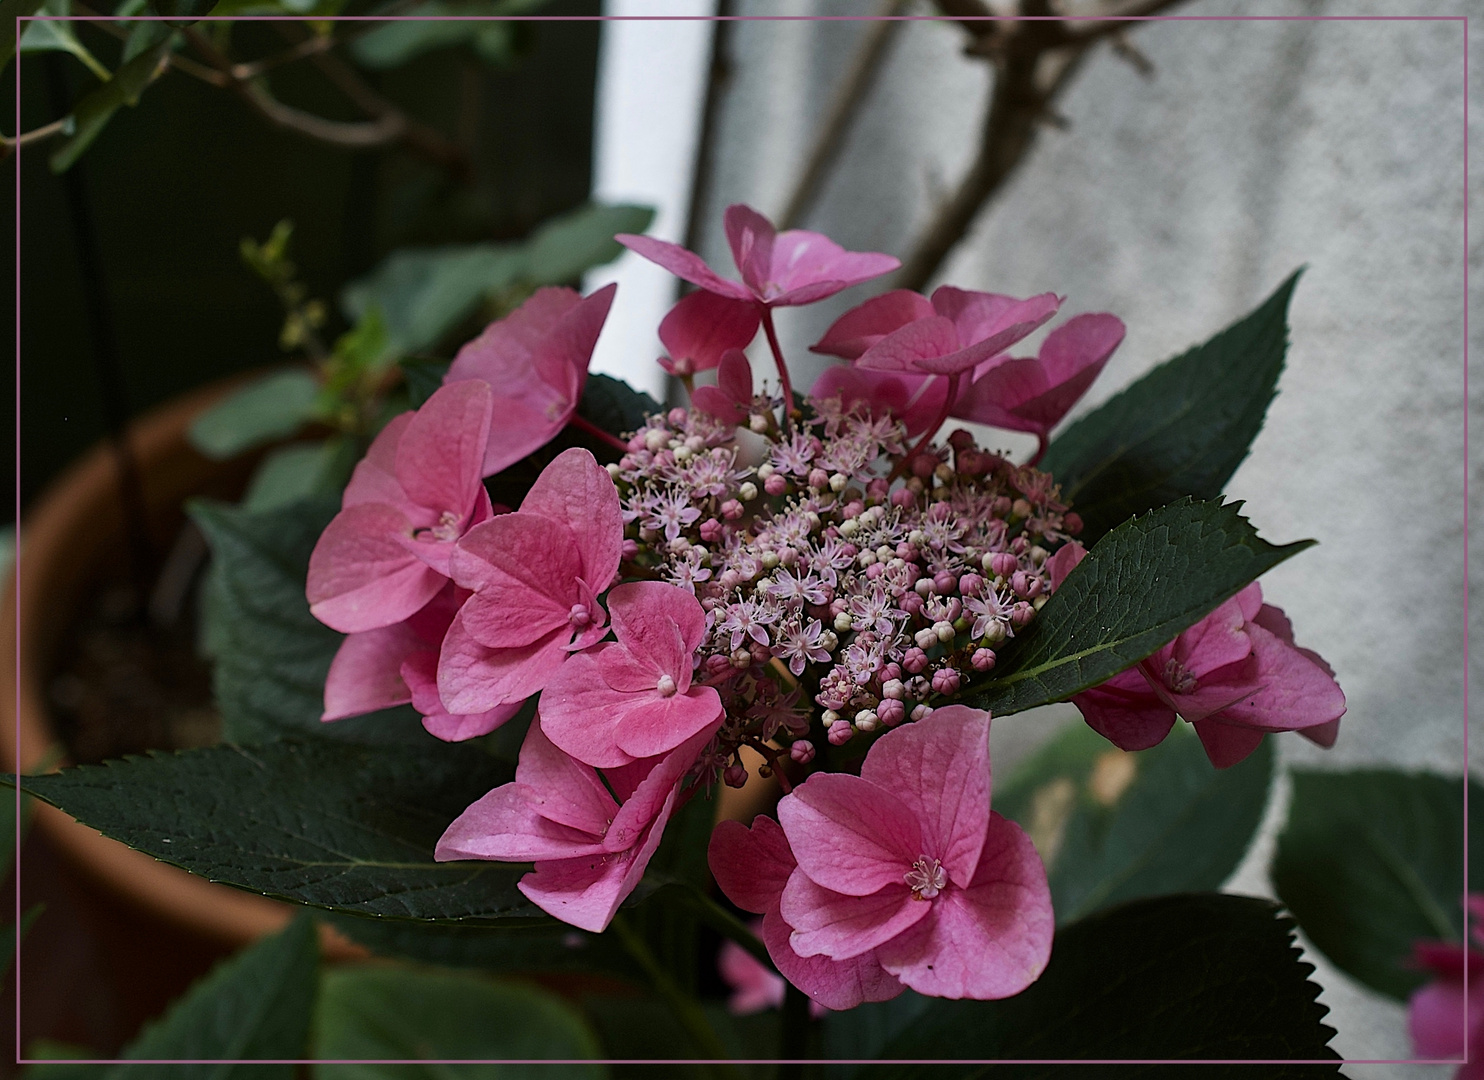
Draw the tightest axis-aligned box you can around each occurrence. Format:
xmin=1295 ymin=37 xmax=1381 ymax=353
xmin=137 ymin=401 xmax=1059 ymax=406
xmin=306 ymin=203 xmax=1345 ymax=1008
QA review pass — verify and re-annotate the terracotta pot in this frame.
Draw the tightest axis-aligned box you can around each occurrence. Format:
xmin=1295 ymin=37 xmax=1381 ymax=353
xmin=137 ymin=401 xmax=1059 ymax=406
xmin=3 ymin=377 xmax=364 ymax=959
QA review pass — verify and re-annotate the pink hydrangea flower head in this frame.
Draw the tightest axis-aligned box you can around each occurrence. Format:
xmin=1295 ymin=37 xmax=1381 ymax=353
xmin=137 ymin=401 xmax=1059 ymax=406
xmin=856 ymin=286 xmax=1061 ymax=377
xmin=953 ymin=313 xmax=1126 ymax=443
xmin=1409 ymin=895 xmax=1484 ymax=1075
xmin=657 ymin=290 xmax=760 ymax=376
xmin=541 ymin=580 xmax=725 ymax=769
xmin=1072 ymin=579 xmax=1347 ymax=767
xmin=322 ymin=582 xmax=523 ymax=741
xmin=713 ymin=706 xmax=1053 ymax=1003
xmin=307 ymin=380 xmax=496 ymax=633
xmin=445 ymin=284 xmax=616 ymax=476
xmin=617 ymin=204 xmax=899 ymax=309
xmin=691 ymin=348 xmax=754 ymax=425
xmin=437 ymin=448 xmax=623 ymax=715
xmin=435 ymin=720 xmax=713 ymax=932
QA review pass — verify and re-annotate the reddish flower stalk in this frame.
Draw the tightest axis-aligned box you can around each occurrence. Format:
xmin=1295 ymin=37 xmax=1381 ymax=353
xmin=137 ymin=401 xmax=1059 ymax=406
xmin=760 ymin=308 xmax=796 ymax=434
xmin=567 ymin=412 xmax=630 ymax=454
xmin=886 ymin=373 xmax=961 ymax=486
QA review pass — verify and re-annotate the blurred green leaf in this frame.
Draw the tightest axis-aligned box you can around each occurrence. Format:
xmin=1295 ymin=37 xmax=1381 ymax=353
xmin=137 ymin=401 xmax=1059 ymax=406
xmin=398 ymin=357 xmax=451 ymax=409
xmin=313 ymin=966 xmax=607 ymax=1076
xmin=350 ymin=0 xmax=548 ymax=70
xmin=242 ymin=440 xmax=346 ymax=511
xmin=1273 ymin=769 xmax=1483 ymax=1001
xmin=525 ymin=203 xmax=656 ymax=287
xmin=995 ymin=723 xmax=1274 ymax=925
xmin=1 ymin=0 xmax=46 ymax=70
xmin=343 ymin=244 xmax=524 ymax=356
xmin=20 ymin=0 xmax=110 ymax=81
xmin=49 ymin=31 xmax=176 ymax=172
xmin=188 ymin=369 xmax=321 ymax=461
xmin=578 ymin=374 xmax=660 ymax=440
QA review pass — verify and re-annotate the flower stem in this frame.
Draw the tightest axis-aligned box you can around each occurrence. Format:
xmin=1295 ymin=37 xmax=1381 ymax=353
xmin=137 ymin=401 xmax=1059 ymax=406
xmin=567 ymin=412 xmax=630 ymax=453
xmin=1027 ymin=431 xmax=1050 ymax=467
xmin=759 ymin=307 xmax=795 ymax=434
xmin=886 ymin=372 xmax=961 ymax=486
xmin=610 ymin=913 xmax=739 ymax=1070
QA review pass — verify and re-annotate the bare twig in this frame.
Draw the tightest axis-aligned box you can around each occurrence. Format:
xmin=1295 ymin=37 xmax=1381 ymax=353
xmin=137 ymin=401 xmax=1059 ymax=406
xmin=0 ymin=116 xmax=72 ymax=154
xmin=777 ymin=0 xmax=910 ymax=230
xmin=894 ymin=0 xmax=1186 ymax=291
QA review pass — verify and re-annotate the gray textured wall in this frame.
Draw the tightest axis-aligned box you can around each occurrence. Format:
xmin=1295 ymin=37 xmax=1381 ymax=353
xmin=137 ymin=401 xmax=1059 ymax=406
xmin=691 ymin=3 xmax=1474 ymax=1071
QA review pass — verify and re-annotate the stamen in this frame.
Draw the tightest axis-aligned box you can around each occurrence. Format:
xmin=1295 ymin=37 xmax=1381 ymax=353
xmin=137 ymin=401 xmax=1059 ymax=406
xmin=905 ymin=856 xmax=947 ymax=900
xmin=569 ymin=604 xmax=592 ymax=628
xmin=1163 ymin=658 xmax=1197 ymax=695
xmin=656 ymin=674 xmax=678 ymax=698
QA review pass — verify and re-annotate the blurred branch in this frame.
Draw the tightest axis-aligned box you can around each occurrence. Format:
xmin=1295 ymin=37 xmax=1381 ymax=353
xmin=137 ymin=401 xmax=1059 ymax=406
xmin=0 ymin=116 xmax=71 ymax=153
xmin=777 ymin=0 xmax=911 ymax=230
xmin=894 ymin=0 xmax=1185 ymax=291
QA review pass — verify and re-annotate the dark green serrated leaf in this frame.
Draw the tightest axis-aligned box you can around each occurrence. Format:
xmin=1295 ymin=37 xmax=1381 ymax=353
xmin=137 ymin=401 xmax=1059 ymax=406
xmin=1041 ymin=272 xmax=1300 ymax=543
xmin=116 ymin=913 xmax=318 ymax=1073
xmin=49 ymin=31 xmax=176 ymax=173
xmin=398 ymin=358 xmax=450 ymax=409
xmin=965 ymin=498 xmax=1311 ymax=716
xmin=525 ymin=203 xmax=656 ymax=288
xmin=188 ymin=369 xmax=321 ymax=460
xmin=578 ymin=374 xmax=660 ymax=440
xmin=16 ymin=739 xmax=539 ymax=922
xmin=327 ymin=913 xmax=642 ymax=981
xmin=995 ymin=724 xmax=1274 ymax=925
xmin=837 ymin=894 xmax=1337 ymax=1076
xmin=1273 ymin=769 xmax=1482 ymax=1001
xmin=312 ymin=966 xmax=606 ymax=1077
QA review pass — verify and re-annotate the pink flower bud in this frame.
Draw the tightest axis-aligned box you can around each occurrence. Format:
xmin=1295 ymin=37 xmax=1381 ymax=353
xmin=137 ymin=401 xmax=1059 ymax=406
xmin=933 ymin=570 xmax=958 ymax=595
xmin=881 ymin=662 xmax=902 ymax=682
xmin=932 ymin=668 xmax=962 ymax=695
xmin=719 ymin=570 xmax=743 ymax=591
xmin=1010 ymin=536 xmax=1029 ymax=555
xmin=668 ymin=407 xmax=688 ymax=426
xmin=958 ymin=573 xmax=984 ymax=596
xmin=841 ymin=501 xmax=865 ymax=519
xmin=1064 ymin=512 xmax=1084 ymax=535
xmin=877 ymin=698 xmax=906 ymax=727
xmin=1024 ymin=576 xmax=1044 ymax=598
xmin=900 ymin=592 xmax=924 ymax=616
xmin=971 ymin=647 xmax=996 ymax=672
xmin=1011 ymin=602 xmax=1035 ymax=628
xmin=865 ymin=562 xmax=885 ymax=579
xmin=721 ymin=499 xmax=744 ymax=520
xmin=1012 ymin=498 xmax=1033 ymax=519
xmin=911 ymin=453 xmax=938 ymax=480
xmin=891 ymin=487 xmax=916 ymax=509
xmin=990 ymin=552 xmax=1019 ymax=577
xmin=827 ymin=720 xmax=854 ymax=746
xmin=808 ymin=468 xmax=830 ymax=490
xmin=622 ymin=539 xmax=640 ymax=559
xmin=750 ymin=642 xmax=772 ymax=665
xmin=790 ymin=741 xmax=816 ymax=764
xmin=765 ymin=473 xmax=789 ymax=496
xmin=911 ymin=704 xmax=933 ymax=721
xmin=927 ymin=502 xmax=953 ymax=523
xmin=1011 ymin=571 xmax=1032 ymax=597
xmin=723 ymin=762 xmax=749 ymax=788
xmin=948 ymin=428 xmax=974 ymax=451
xmin=866 ymin=478 xmax=889 ymax=501
xmin=705 ymin=653 xmax=733 ymax=678
xmin=627 ymin=434 xmax=647 ymax=452
xmin=895 ymin=542 xmax=917 ymax=562
xmin=903 ymin=647 xmax=929 ymax=673
xmin=914 ymin=628 xmax=939 ymax=651
xmin=699 ymin=517 xmax=723 ymax=542
xmin=992 ymin=495 xmax=1012 ymax=516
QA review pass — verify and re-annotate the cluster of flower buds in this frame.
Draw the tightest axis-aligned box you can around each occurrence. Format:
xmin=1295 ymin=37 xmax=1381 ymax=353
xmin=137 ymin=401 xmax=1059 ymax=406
xmin=609 ymin=383 xmax=1080 ymax=786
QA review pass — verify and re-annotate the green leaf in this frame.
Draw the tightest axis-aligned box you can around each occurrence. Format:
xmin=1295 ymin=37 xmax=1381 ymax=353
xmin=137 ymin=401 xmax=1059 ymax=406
xmin=349 ymin=0 xmax=546 ymax=70
xmin=525 ymin=203 xmax=657 ymax=288
xmin=342 ymin=244 xmax=524 ymax=356
xmin=1272 ymin=769 xmax=1482 ymax=1001
xmin=2 ymin=902 xmax=44 ymax=975
xmin=188 ymin=369 xmax=322 ymax=460
xmin=1041 ymin=272 xmax=1300 ymax=543
xmin=965 ymin=497 xmax=1312 ymax=716
xmin=326 ymin=914 xmax=642 ymax=981
xmin=242 ymin=440 xmax=350 ymax=512
xmin=994 ymin=724 xmax=1274 ymax=925
xmin=837 ymin=894 xmax=1338 ymax=1075
xmin=111 ymin=913 xmax=318 ymax=1072
xmin=16 ymin=738 xmax=539 ymax=922
xmin=312 ymin=966 xmax=606 ymax=1076
xmin=398 ymin=358 xmax=451 ymax=409
xmin=48 ymin=30 xmax=176 ymax=173
xmin=578 ymin=374 xmax=660 ymax=439
xmin=20 ymin=0 xmax=109 ymax=80
xmin=1 ymin=0 xmax=46 ymax=69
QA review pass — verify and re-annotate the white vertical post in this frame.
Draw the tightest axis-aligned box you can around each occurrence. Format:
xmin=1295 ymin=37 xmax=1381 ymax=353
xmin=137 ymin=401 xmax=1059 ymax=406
xmin=584 ymin=2 xmax=718 ymax=401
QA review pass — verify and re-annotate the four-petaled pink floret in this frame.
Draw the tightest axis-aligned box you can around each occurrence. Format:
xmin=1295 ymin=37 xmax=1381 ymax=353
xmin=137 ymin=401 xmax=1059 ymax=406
xmin=710 ymin=706 xmax=1054 ymax=1006
xmin=434 ymin=720 xmax=717 ymax=933
xmin=540 ymin=581 xmax=725 ymax=769
xmin=307 ymin=380 xmax=497 ymax=634
xmin=657 ymin=290 xmax=760 ymax=377
xmin=437 ymin=447 xmax=623 ymax=716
